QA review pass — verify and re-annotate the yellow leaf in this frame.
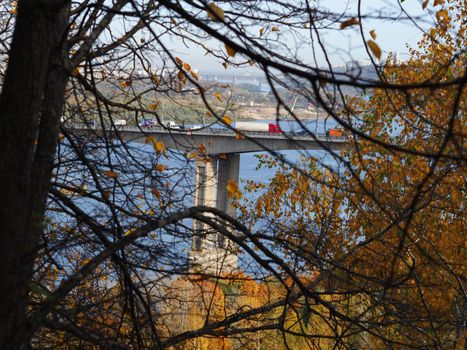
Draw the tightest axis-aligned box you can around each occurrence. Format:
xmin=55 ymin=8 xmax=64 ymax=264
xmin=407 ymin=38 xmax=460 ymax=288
xmin=222 ymin=115 xmax=232 ymax=125
xmin=367 ymin=40 xmax=382 ymax=59
xmin=271 ymin=26 xmax=280 ymax=32
xmin=183 ymin=62 xmax=191 ymax=71
xmin=154 ymin=141 xmax=167 ymax=155
xmin=198 ymin=143 xmax=207 ymax=154
xmin=104 ymin=170 xmax=118 ymax=179
xmin=148 ymin=102 xmax=159 ymax=111
xmin=370 ymin=29 xmax=377 ymax=40
xmin=340 ymin=17 xmax=360 ymax=29
xmin=259 ymin=27 xmax=265 ymax=36
xmin=124 ymin=228 xmax=134 ymax=237
xmin=207 ymin=3 xmax=225 ymax=22
xmin=119 ymin=80 xmax=131 ymax=89
xmin=225 ymin=43 xmax=236 ymax=57
xmin=187 ymin=151 xmax=198 ymax=159
xmin=175 ymin=56 xmax=183 ymax=65
xmin=226 ymin=180 xmax=242 ymax=199
xmin=214 ymin=92 xmax=223 ymax=102
xmin=154 ymin=164 xmax=167 ymax=172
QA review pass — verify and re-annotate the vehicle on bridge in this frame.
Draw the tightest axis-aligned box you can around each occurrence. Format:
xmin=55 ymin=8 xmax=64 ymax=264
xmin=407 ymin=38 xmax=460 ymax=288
xmin=326 ymin=128 xmax=344 ymax=137
xmin=162 ymin=120 xmax=182 ymax=130
xmin=138 ymin=118 xmax=156 ymax=127
xmin=114 ymin=119 xmax=127 ymax=126
xmin=234 ymin=121 xmax=282 ymax=134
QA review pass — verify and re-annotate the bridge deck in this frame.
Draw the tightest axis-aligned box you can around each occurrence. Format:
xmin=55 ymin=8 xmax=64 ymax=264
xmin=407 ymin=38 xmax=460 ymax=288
xmin=71 ymin=125 xmax=350 ymax=154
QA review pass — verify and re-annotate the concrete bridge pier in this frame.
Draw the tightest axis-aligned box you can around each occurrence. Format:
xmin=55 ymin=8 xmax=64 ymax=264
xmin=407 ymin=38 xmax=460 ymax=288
xmin=189 ymin=154 xmax=239 ymax=274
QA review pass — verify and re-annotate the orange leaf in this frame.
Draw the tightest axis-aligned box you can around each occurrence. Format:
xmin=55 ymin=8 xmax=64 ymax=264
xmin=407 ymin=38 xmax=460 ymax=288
xmin=340 ymin=18 xmax=359 ymax=29
xmin=104 ymin=170 xmax=118 ymax=179
xmin=175 ymin=57 xmax=183 ymax=65
xmin=148 ymin=102 xmax=159 ymax=111
xmin=222 ymin=115 xmax=232 ymax=125
xmin=151 ymin=188 xmax=161 ymax=199
xmin=102 ymin=191 xmax=111 ymax=200
xmin=225 ymin=43 xmax=236 ymax=57
xmin=154 ymin=164 xmax=167 ymax=172
xmin=177 ymin=70 xmax=184 ymax=80
xmin=183 ymin=62 xmax=191 ymax=71
xmin=367 ymin=40 xmax=382 ymax=59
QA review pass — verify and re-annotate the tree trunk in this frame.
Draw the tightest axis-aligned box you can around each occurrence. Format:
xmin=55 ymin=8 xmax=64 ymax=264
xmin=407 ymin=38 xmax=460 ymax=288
xmin=0 ymin=0 xmax=70 ymax=348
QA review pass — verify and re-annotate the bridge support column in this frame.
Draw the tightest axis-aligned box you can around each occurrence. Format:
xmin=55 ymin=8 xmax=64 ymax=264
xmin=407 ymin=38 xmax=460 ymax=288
xmin=189 ymin=154 xmax=239 ymax=275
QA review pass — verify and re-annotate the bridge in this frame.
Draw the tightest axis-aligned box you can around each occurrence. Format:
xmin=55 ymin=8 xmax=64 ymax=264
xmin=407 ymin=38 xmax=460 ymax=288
xmin=71 ymin=125 xmax=349 ymax=273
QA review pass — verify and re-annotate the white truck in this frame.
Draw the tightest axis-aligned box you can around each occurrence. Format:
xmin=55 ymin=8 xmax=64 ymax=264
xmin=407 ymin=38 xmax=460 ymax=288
xmin=234 ymin=121 xmax=282 ymax=133
xmin=163 ymin=121 xmax=182 ymax=130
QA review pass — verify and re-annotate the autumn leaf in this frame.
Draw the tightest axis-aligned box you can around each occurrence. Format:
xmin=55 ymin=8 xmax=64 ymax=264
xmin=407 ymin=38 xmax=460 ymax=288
xmin=226 ymin=180 xmax=242 ymax=199
xmin=102 ymin=191 xmax=111 ymax=200
xmin=198 ymin=143 xmax=207 ymax=154
xmin=187 ymin=151 xmax=198 ymax=159
xmin=154 ymin=141 xmax=167 ymax=155
xmin=367 ymin=40 xmax=382 ymax=59
xmin=235 ymin=132 xmax=244 ymax=140
xmin=191 ymin=70 xmax=200 ymax=80
xmin=175 ymin=56 xmax=183 ymax=65
xmin=104 ymin=170 xmax=118 ymax=179
xmin=183 ymin=62 xmax=191 ymax=71
xmin=71 ymin=67 xmax=80 ymax=77
xmin=151 ymin=188 xmax=161 ymax=199
xmin=148 ymin=102 xmax=159 ymax=111
xmin=222 ymin=115 xmax=232 ymax=125
xmin=119 ymin=80 xmax=132 ymax=89
xmin=177 ymin=70 xmax=184 ymax=80
xmin=370 ymin=29 xmax=377 ymax=40
xmin=151 ymin=74 xmax=160 ymax=84
xmin=207 ymin=3 xmax=225 ymax=22
xmin=214 ymin=92 xmax=223 ymax=102
xmin=154 ymin=164 xmax=167 ymax=172
xmin=259 ymin=27 xmax=265 ymax=36
xmin=340 ymin=17 xmax=359 ymax=29
xmin=225 ymin=43 xmax=236 ymax=57
xmin=271 ymin=26 xmax=280 ymax=32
